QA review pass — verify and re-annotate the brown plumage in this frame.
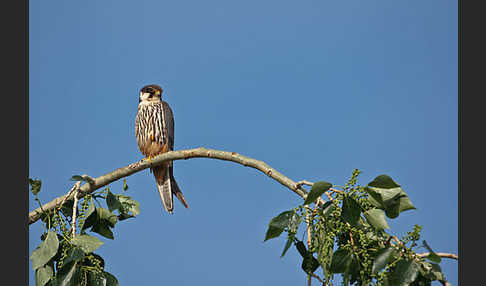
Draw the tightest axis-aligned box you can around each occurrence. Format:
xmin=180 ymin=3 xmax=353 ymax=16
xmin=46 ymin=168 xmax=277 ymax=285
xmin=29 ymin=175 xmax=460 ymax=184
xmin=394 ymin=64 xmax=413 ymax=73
xmin=135 ymin=84 xmax=188 ymax=214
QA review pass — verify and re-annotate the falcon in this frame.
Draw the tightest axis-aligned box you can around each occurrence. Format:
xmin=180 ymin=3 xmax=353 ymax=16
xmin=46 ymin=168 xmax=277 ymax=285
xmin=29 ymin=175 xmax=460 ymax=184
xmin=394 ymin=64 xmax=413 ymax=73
xmin=135 ymin=84 xmax=188 ymax=213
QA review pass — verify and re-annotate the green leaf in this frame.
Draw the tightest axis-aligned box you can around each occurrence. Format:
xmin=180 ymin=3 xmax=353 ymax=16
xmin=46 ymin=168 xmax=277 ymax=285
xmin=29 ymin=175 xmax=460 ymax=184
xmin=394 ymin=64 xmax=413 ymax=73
xmin=87 ymin=270 xmax=119 ymax=286
xmin=29 ymin=178 xmax=42 ymax=196
xmin=292 ymin=240 xmax=319 ymax=274
xmin=317 ymin=237 xmax=333 ymax=282
xmin=368 ymin=175 xmax=401 ymax=189
xmin=71 ymin=235 xmax=104 ymax=253
xmin=396 ymin=194 xmax=415 ymax=213
xmin=365 ymin=187 xmax=401 ymax=209
xmin=391 ymin=259 xmax=420 ymax=285
xmin=372 ymin=247 xmax=395 ymax=274
xmin=302 ymin=253 xmax=320 ymax=274
xmin=30 ymin=230 xmax=59 ymax=270
xmin=348 ymin=257 xmax=360 ymax=284
xmin=91 ymin=221 xmax=114 ymax=240
xmin=55 ymin=262 xmax=81 ymax=286
xmin=60 ymin=199 xmax=74 ymax=218
xmin=341 ymin=196 xmax=361 ymax=226
xmin=87 ymin=271 xmax=105 ymax=286
xmin=123 ymin=179 xmax=129 ymax=191
xmin=321 ymin=201 xmax=335 ymax=218
xmin=294 ymin=240 xmax=308 ymax=257
xmin=421 ymin=262 xmax=444 ymax=281
xmin=103 ymin=271 xmax=120 ymax=286
xmin=89 ymin=253 xmax=106 ymax=270
xmin=384 ymin=202 xmax=400 ymax=218
xmin=365 ymin=186 xmax=416 ymax=219
xmin=70 ymin=175 xmax=84 ymax=182
xmin=81 ymin=206 xmax=97 ymax=231
xmin=117 ymin=213 xmax=136 ymax=221
xmin=118 ymin=195 xmax=140 ymax=217
xmin=364 ymin=208 xmax=390 ymax=230
xmin=304 ymin=181 xmax=332 ymax=205
xmin=330 ymin=248 xmax=353 ymax=274
xmin=97 ymin=207 xmax=118 ymax=228
xmin=40 ymin=211 xmax=56 ymax=225
xmin=422 ymin=240 xmax=442 ymax=263
xmin=79 ymin=199 xmax=95 ymax=231
xmin=106 ymin=191 xmax=122 ymax=212
xmin=264 ymin=211 xmax=294 ymax=241
xmin=85 ymin=198 xmax=95 ymax=217
xmin=36 ymin=264 xmax=53 ymax=286
xmin=281 ymin=235 xmax=294 ymax=258
xmin=62 ymin=247 xmax=85 ymax=266
xmin=288 ymin=212 xmax=302 ymax=233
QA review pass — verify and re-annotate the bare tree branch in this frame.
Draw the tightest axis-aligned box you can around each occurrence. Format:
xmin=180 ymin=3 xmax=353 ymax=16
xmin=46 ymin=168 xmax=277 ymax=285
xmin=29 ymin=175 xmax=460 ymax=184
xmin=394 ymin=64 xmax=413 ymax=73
xmin=29 ymin=146 xmax=458 ymax=284
xmin=416 ymin=252 xmax=458 ymax=260
xmin=29 ymin=147 xmax=309 ymax=225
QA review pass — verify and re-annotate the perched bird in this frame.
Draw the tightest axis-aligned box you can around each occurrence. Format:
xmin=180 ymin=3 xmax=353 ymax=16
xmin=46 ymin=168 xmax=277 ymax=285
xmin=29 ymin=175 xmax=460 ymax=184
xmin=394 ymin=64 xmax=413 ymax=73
xmin=135 ymin=84 xmax=188 ymax=213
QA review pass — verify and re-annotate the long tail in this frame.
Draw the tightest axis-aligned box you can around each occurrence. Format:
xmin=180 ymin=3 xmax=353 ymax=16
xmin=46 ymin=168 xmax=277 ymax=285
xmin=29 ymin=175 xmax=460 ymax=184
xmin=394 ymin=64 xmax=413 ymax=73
xmin=153 ymin=165 xmax=188 ymax=214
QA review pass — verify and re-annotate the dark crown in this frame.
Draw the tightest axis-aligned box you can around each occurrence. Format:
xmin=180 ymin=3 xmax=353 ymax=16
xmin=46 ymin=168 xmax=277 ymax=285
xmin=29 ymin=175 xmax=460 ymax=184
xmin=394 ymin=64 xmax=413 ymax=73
xmin=140 ymin=84 xmax=163 ymax=94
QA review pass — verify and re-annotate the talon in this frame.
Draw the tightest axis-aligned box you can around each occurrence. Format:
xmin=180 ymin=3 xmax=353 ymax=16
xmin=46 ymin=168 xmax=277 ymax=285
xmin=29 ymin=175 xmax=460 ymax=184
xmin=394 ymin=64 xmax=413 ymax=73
xmin=143 ymin=155 xmax=153 ymax=162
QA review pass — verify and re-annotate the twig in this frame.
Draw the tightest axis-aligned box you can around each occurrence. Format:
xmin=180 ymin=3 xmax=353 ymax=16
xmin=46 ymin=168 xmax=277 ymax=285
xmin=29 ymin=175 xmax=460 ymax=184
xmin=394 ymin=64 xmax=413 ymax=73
xmin=416 ymin=252 xmax=458 ymax=260
xmin=323 ymin=191 xmax=333 ymax=201
xmin=439 ymin=278 xmax=452 ymax=286
xmin=59 ymin=183 xmax=79 ymax=210
xmin=329 ymin=188 xmax=343 ymax=194
xmin=70 ymin=182 xmax=81 ymax=237
xmin=306 ymin=208 xmax=312 ymax=249
xmin=29 ymin=147 xmax=310 ymax=225
xmin=296 ymin=180 xmax=333 ymax=202
xmin=310 ymin=273 xmax=325 ymax=284
xmin=296 ymin=180 xmax=314 ymax=188
xmin=390 ymin=235 xmax=403 ymax=247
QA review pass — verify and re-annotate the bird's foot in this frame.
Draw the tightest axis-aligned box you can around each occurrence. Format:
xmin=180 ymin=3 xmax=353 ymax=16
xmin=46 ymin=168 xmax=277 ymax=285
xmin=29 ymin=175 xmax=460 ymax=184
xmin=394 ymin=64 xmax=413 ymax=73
xmin=143 ymin=155 xmax=153 ymax=163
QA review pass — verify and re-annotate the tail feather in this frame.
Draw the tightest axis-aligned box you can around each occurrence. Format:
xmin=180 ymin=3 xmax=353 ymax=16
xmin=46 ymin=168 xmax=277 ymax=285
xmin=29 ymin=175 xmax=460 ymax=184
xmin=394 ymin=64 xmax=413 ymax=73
xmin=153 ymin=166 xmax=174 ymax=214
xmin=153 ymin=165 xmax=188 ymax=214
xmin=171 ymin=173 xmax=189 ymax=209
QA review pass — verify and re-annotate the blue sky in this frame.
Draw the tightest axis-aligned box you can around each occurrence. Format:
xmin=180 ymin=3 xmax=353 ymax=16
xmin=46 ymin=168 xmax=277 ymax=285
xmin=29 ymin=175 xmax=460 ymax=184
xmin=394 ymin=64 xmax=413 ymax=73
xmin=29 ymin=1 xmax=457 ymax=285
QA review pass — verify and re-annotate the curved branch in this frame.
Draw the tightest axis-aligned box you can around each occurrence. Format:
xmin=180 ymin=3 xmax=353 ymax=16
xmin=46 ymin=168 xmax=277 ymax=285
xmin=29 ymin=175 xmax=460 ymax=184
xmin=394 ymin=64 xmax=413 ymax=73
xmin=416 ymin=252 xmax=458 ymax=260
xmin=29 ymin=147 xmax=309 ymax=225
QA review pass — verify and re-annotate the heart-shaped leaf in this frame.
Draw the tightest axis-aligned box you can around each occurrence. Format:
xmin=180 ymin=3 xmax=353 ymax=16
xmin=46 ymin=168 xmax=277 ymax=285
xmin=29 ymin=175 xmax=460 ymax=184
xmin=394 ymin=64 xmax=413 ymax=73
xmin=71 ymin=235 xmax=104 ymax=254
xmin=29 ymin=179 xmax=42 ymax=196
xmin=35 ymin=264 xmax=53 ymax=286
xmin=30 ymin=230 xmax=59 ymax=270
xmin=304 ymin=181 xmax=332 ymax=205
xmin=364 ymin=208 xmax=390 ymax=230
xmin=341 ymin=196 xmax=361 ymax=226
xmin=264 ymin=211 xmax=294 ymax=241
xmin=391 ymin=259 xmax=420 ymax=285
xmin=368 ymin=175 xmax=400 ymax=189
xmin=372 ymin=247 xmax=395 ymax=273
xmin=330 ymin=248 xmax=353 ymax=274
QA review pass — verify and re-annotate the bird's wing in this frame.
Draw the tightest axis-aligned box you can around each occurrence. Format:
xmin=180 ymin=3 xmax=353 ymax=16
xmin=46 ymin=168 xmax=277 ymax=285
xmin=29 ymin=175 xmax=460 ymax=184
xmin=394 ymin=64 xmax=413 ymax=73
xmin=162 ymin=101 xmax=175 ymax=151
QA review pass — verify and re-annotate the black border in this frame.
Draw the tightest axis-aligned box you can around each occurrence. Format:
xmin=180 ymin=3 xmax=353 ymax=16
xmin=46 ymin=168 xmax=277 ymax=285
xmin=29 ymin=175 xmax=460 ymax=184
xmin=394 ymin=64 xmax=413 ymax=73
xmin=2 ymin=0 xmax=28 ymax=284
xmin=459 ymin=0 xmax=483 ymax=285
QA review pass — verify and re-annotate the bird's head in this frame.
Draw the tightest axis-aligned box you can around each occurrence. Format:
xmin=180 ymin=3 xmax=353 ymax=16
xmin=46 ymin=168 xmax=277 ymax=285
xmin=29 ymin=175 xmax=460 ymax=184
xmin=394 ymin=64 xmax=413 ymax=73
xmin=139 ymin=84 xmax=163 ymax=103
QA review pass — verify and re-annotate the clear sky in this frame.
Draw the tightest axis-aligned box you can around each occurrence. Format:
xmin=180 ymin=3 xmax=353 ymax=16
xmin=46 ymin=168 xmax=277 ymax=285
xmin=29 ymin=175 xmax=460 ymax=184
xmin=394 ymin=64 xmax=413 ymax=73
xmin=29 ymin=1 xmax=457 ymax=285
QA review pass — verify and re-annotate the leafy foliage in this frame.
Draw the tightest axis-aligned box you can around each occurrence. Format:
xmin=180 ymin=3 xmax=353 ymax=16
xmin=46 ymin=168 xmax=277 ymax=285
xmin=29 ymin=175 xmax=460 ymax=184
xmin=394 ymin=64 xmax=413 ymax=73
xmin=29 ymin=167 xmax=454 ymax=285
xmin=264 ymin=169 xmax=449 ymax=285
xmin=29 ymin=177 xmax=138 ymax=286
